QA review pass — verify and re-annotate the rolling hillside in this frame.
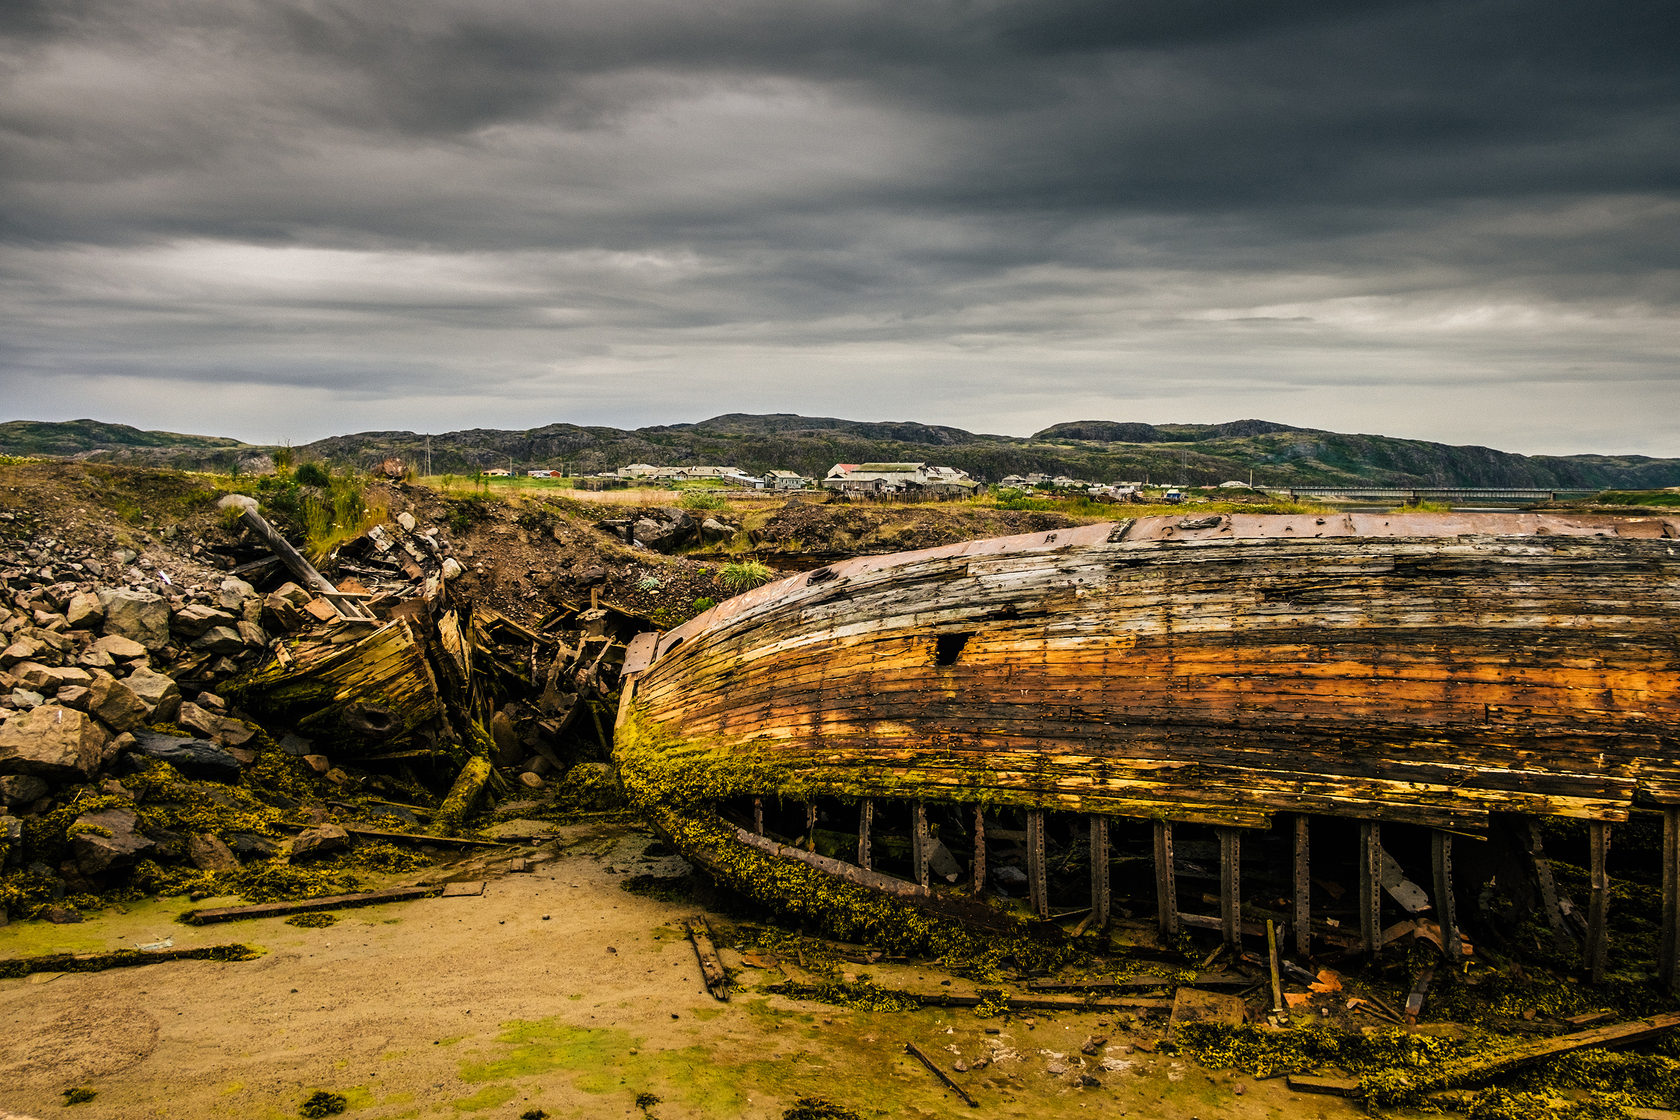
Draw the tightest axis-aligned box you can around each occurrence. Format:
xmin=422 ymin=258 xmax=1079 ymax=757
xmin=3 ymin=414 xmax=1677 ymax=490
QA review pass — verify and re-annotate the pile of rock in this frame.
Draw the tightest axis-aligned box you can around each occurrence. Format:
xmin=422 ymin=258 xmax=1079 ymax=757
xmin=0 ymin=519 xmax=401 ymax=917
xmin=592 ymin=508 xmax=741 ymax=553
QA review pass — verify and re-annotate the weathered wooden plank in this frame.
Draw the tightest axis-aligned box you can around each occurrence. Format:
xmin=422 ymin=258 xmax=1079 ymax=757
xmin=734 ymin=826 xmax=928 ymax=898
xmin=181 ymin=885 xmax=447 ymax=924
xmin=685 ymin=916 xmax=730 ymax=1001
xmin=342 ymin=827 xmax=510 ymax=849
xmin=972 ymin=805 xmax=986 ymax=895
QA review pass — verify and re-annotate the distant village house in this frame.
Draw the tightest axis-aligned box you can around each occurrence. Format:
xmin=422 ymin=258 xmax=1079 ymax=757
xmin=823 ymin=462 xmax=977 ymax=496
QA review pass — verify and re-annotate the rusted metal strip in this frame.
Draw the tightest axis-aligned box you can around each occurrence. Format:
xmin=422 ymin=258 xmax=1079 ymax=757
xmin=913 ymin=801 xmax=931 ymax=890
xmin=1663 ymin=809 xmax=1680 ymax=994
xmin=1155 ymin=820 xmax=1178 ymax=938
xmin=1219 ymin=827 xmax=1242 ymax=947
xmin=1359 ymin=821 xmax=1382 ymax=957
xmin=1090 ymin=816 xmax=1111 ymax=929
xmin=1432 ymin=830 xmax=1464 ymax=962
xmin=1027 ymin=809 xmax=1049 ymax=919
xmin=972 ymin=805 xmax=986 ymax=896
xmin=1588 ymin=821 xmax=1612 ymax=984
xmin=858 ymin=799 xmax=874 ymax=871
xmin=1293 ymin=814 xmax=1312 ymax=958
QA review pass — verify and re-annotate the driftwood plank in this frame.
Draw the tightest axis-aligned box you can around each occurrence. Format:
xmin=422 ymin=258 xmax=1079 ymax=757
xmin=344 ymin=827 xmax=511 ymax=848
xmin=0 ymin=945 xmax=261 ymax=979
xmin=906 ymin=1041 xmax=978 ymax=1108
xmin=1346 ymin=1011 xmax=1680 ymax=1102
xmin=180 ymin=884 xmax=456 ymax=924
xmin=1288 ymin=1074 xmax=1363 ymax=1097
xmin=684 ymin=916 xmax=730 ymax=1001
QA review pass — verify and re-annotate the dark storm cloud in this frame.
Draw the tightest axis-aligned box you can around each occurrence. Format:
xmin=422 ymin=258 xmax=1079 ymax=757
xmin=0 ymin=0 xmax=1675 ymax=452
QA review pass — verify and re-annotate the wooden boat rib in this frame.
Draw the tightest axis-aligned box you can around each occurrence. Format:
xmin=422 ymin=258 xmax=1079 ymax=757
xmin=614 ymin=512 xmax=1680 ymax=973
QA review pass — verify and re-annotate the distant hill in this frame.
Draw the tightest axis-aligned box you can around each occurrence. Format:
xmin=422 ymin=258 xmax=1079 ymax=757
xmin=0 ymin=419 xmax=249 ymax=458
xmin=3 ymin=414 xmax=1677 ymax=490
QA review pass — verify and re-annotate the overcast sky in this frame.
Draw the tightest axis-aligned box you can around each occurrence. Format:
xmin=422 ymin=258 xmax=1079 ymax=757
xmin=2 ymin=0 xmax=1676 ymax=454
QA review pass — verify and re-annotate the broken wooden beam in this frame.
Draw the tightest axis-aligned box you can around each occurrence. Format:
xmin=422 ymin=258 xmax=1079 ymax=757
xmin=180 ymin=883 xmax=479 ymax=924
xmin=684 ymin=916 xmax=730 ymax=1001
xmin=0 ymin=944 xmax=262 ymax=979
xmin=433 ymin=755 xmax=493 ymax=834
xmin=217 ymin=495 xmax=373 ymax=621
xmin=905 ymin=1041 xmax=978 ymax=1108
xmin=1384 ymin=1011 xmax=1680 ymax=1099
xmin=1026 ymin=973 xmax=1259 ymax=993
xmin=342 ymin=826 xmax=511 ymax=849
xmin=733 ymin=826 xmax=928 ymax=898
xmin=1287 ymin=1074 xmax=1363 ymax=1097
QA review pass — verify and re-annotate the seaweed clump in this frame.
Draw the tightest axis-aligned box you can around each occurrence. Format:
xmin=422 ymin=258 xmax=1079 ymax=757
xmin=299 ymin=1090 xmax=347 ymax=1117
xmin=763 ymin=978 xmax=924 ymax=1013
xmin=783 ymin=1100 xmax=863 ymax=1120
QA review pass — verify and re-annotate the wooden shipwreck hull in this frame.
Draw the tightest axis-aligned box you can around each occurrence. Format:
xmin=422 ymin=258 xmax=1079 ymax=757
xmin=615 ymin=512 xmax=1680 ymax=971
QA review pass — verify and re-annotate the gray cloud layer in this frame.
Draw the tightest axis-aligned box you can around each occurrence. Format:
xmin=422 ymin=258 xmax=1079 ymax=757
xmin=2 ymin=0 xmax=1676 ymax=452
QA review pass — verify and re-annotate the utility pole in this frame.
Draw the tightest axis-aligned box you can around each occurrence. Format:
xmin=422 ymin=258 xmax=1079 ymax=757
xmin=425 ymin=434 xmax=432 ymax=477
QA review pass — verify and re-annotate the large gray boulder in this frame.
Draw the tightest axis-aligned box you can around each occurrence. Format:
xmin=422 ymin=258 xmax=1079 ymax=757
xmin=98 ymin=589 xmax=170 ymax=650
xmin=0 ymin=705 xmax=107 ymax=779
